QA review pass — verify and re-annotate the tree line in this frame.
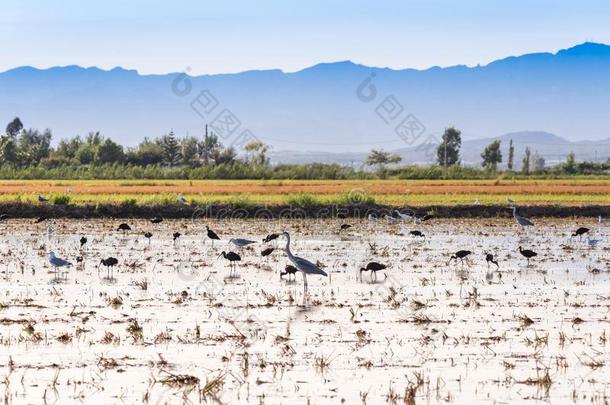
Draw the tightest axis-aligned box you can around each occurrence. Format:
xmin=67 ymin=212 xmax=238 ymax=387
xmin=0 ymin=118 xmax=607 ymax=179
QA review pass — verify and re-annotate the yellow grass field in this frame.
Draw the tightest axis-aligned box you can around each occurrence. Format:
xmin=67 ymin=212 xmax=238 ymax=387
xmin=1 ymin=179 xmax=609 ymax=206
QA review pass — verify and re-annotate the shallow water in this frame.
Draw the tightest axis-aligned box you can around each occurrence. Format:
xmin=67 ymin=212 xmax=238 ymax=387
xmin=0 ymin=218 xmax=609 ymax=404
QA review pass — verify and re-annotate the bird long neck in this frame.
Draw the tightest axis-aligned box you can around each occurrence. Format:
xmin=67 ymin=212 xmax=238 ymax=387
xmin=284 ymin=234 xmax=296 ymax=262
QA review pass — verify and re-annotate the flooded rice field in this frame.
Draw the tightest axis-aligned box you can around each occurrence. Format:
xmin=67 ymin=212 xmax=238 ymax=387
xmin=0 ymin=218 xmax=609 ymax=404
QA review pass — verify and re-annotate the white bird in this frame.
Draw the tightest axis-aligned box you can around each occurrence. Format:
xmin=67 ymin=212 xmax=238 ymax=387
xmin=586 ymin=236 xmax=602 ymax=248
xmin=473 ymin=199 xmax=481 ymax=205
xmin=47 ymin=225 xmax=54 ymax=240
xmin=282 ymin=231 xmax=327 ymax=305
xmin=229 ymin=238 xmax=256 ymax=249
xmin=393 ymin=210 xmax=412 ymax=221
xmin=367 ymin=213 xmax=378 ymax=224
xmin=48 ymin=251 xmax=72 ymax=280
xmin=177 ymin=194 xmax=187 ymax=205
xmin=599 ymin=215 xmax=606 ymax=224
xmin=506 ymin=197 xmax=514 ymax=204
xmin=510 ymin=206 xmax=534 ymax=229
xmin=383 ymin=214 xmax=398 ymax=224
xmin=37 ymin=193 xmax=48 ymax=203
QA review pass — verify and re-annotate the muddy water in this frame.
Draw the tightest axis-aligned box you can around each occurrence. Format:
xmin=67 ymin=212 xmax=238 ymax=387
xmin=0 ymin=218 xmax=608 ymax=404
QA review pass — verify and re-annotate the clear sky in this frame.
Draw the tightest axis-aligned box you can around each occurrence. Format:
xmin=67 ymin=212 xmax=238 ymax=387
xmin=2 ymin=0 xmax=610 ymax=74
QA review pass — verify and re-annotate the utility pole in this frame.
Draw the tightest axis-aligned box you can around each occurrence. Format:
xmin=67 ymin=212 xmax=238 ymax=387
xmin=203 ymin=124 xmax=209 ymax=167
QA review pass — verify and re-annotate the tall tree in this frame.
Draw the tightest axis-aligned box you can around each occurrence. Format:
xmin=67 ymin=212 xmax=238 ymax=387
xmin=521 ymin=147 xmax=531 ymax=175
xmin=507 ymin=139 xmax=514 ymax=170
xmin=244 ymin=141 xmax=270 ymax=166
xmin=95 ymin=138 xmax=124 ymax=164
xmin=17 ymin=128 xmax=52 ymax=165
xmin=199 ymin=131 xmax=221 ymax=167
xmin=563 ymin=151 xmax=577 ymax=174
xmin=532 ymin=151 xmax=545 ymax=173
xmin=180 ymin=136 xmax=200 ymax=166
xmin=481 ymin=140 xmax=502 ymax=171
xmin=0 ymin=136 xmax=19 ymax=164
xmin=160 ymin=131 xmax=181 ymax=166
xmin=436 ymin=127 xmax=461 ymax=166
xmin=6 ymin=117 xmax=23 ymax=138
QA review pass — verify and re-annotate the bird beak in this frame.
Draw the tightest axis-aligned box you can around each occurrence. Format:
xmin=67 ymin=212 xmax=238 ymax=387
xmin=217 ymin=253 xmax=222 ymax=260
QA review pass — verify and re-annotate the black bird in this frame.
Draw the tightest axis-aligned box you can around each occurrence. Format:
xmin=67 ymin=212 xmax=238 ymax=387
xmin=518 ymin=246 xmax=537 ymax=266
xmin=80 ymin=236 xmax=87 ymax=248
xmin=340 ymin=223 xmax=352 ymax=231
xmin=0 ymin=214 xmax=10 ymax=221
xmin=410 ymin=230 xmax=425 ymax=238
xmin=99 ymin=257 xmax=119 ymax=278
xmin=173 ymin=232 xmax=181 ymax=244
xmin=206 ymin=226 xmax=220 ymax=247
xmin=144 ymin=232 xmax=153 ymax=244
xmin=485 ymin=253 xmax=499 ymax=269
xmin=263 ymin=233 xmax=279 ymax=243
xmin=261 ymin=247 xmax=274 ymax=257
xmin=571 ymin=227 xmax=590 ymax=241
xmin=219 ymin=251 xmax=241 ymax=274
xmin=151 ymin=217 xmax=163 ymax=224
xmin=117 ymin=223 xmax=131 ymax=233
xmin=35 ymin=216 xmax=48 ymax=223
xmin=422 ymin=214 xmax=434 ymax=222
xmin=449 ymin=250 xmax=472 ymax=265
xmin=280 ymin=264 xmax=298 ymax=280
xmin=359 ymin=261 xmax=387 ymax=281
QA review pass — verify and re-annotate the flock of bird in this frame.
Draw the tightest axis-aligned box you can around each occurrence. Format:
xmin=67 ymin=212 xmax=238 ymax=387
xmin=2 ymin=193 xmax=605 ymax=305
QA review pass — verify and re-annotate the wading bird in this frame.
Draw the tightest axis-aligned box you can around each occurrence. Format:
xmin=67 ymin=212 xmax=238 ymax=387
xmin=518 ymin=246 xmax=537 ymax=266
xmin=384 ymin=214 xmax=398 ymax=224
xmin=510 ymin=207 xmax=534 ymax=229
xmin=506 ymin=197 xmax=515 ymax=204
xmin=261 ymin=246 xmax=274 ymax=263
xmin=448 ymin=250 xmax=472 ymax=266
xmin=117 ymin=223 xmax=131 ymax=234
xmin=151 ymin=217 xmax=163 ymax=224
xmin=280 ymin=264 xmax=298 ymax=281
xmin=0 ymin=214 xmax=10 ymax=221
xmin=340 ymin=223 xmax=352 ymax=231
xmin=359 ymin=261 xmax=387 ymax=282
xmin=367 ymin=214 xmax=378 ymax=224
xmin=206 ymin=226 xmax=220 ymax=247
xmin=282 ymin=231 xmax=327 ymax=304
xmin=80 ymin=236 xmax=87 ymax=248
xmin=99 ymin=257 xmax=119 ymax=279
xmin=571 ymin=227 xmax=590 ymax=241
xmin=144 ymin=232 xmax=152 ymax=244
xmin=173 ymin=232 xmax=181 ymax=245
xmin=48 ymin=251 xmax=72 ymax=280
xmin=219 ymin=251 xmax=241 ymax=275
xmin=485 ymin=252 xmax=499 ymax=269
xmin=35 ymin=216 xmax=48 ymax=223
xmin=586 ymin=236 xmax=601 ymax=248
xmin=177 ymin=194 xmax=187 ymax=205
xmin=599 ymin=215 xmax=606 ymax=224
xmin=263 ymin=233 xmax=279 ymax=244
xmin=422 ymin=214 xmax=434 ymax=222
xmin=37 ymin=194 xmax=48 ymax=203
xmin=393 ymin=210 xmax=413 ymax=221
xmin=229 ymin=238 xmax=256 ymax=250
xmin=410 ymin=230 xmax=425 ymax=239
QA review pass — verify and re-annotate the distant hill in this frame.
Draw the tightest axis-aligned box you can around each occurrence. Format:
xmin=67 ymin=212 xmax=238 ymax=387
xmin=1 ymin=42 xmax=610 ymax=164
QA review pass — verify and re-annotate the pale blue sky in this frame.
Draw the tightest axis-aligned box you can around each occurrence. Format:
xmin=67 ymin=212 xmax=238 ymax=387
xmin=2 ymin=0 xmax=610 ymax=74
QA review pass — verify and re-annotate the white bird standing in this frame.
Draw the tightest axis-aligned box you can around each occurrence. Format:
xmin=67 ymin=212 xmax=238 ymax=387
xmin=229 ymin=238 xmax=256 ymax=250
xmin=48 ymin=251 xmax=72 ymax=280
xmin=599 ymin=215 xmax=606 ymax=224
xmin=393 ymin=210 xmax=412 ymax=222
xmin=177 ymin=194 xmax=187 ymax=205
xmin=282 ymin=231 xmax=327 ymax=305
xmin=506 ymin=197 xmax=514 ymax=204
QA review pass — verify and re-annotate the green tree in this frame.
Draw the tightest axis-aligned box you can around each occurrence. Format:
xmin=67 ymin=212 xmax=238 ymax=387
xmin=532 ymin=151 xmax=545 ymax=173
xmin=56 ymin=136 xmax=83 ymax=160
xmin=563 ymin=151 xmax=577 ymax=174
xmin=75 ymin=143 xmax=96 ymax=165
xmin=507 ymin=139 xmax=514 ymax=170
xmin=366 ymin=149 xmax=402 ymax=170
xmin=95 ymin=138 xmax=124 ymax=164
xmin=160 ymin=131 xmax=181 ymax=166
xmin=481 ymin=140 xmax=502 ymax=171
xmin=436 ymin=127 xmax=461 ymax=166
xmin=17 ymin=128 xmax=52 ymax=165
xmin=213 ymin=146 xmax=237 ymax=165
xmin=244 ymin=141 xmax=270 ymax=166
xmin=521 ymin=147 xmax=531 ymax=175
xmin=0 ymin=136 xmax=19 ymax=164
xmin=127 ymin=138 xmax=164 ymax=165
xmin=6 ymin=117 xmax=23 ymax=138
xmin=180 ymin=136 xmax=200 ymax=166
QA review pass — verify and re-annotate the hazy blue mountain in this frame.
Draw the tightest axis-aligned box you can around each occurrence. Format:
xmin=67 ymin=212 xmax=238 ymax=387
xmin=1 ymin=42 xmax=610 ymax=163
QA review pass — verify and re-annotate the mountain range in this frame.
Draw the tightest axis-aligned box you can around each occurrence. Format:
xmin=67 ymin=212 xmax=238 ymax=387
xmin=1 ymin=42 xmax=610 ymax=165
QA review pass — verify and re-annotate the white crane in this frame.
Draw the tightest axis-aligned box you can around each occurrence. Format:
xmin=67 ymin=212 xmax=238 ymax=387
xmin=282 ymin=231 xmax=327 ymax=304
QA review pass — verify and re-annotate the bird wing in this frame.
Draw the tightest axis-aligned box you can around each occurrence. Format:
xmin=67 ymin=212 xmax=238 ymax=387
xmin=293 ymin=255 xmax=328 ymax=276
xmin=51 ymin=257 xmax=72 ymax=267
xmin=520 ymin=218 xmax=534 ymax=226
